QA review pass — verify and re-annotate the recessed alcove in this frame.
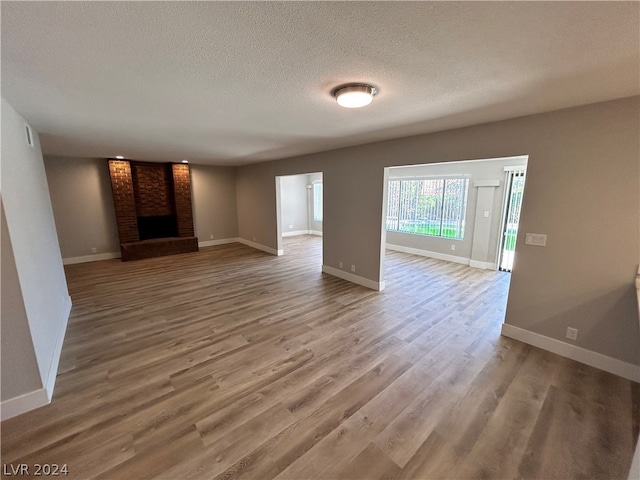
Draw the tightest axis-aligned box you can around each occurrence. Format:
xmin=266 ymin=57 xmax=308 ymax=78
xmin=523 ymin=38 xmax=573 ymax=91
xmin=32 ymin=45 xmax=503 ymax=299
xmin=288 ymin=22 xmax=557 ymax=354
xmin=108 ymin=160 xmax=198 ymax=261
xmin=137 ymin=215 xmax=178 ymax=240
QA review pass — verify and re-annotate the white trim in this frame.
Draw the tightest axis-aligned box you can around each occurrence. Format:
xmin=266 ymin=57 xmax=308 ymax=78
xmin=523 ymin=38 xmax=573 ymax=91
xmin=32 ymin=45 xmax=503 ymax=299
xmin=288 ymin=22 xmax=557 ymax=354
xmin=238 ymin=238 xmax=282 ymax=256
xmin=386 ymin=243 xmax=470 ymax=266
xmin=389 ymin=156 xmax=529 ymax=173
xmin=469 ymin=260 xmax=496 ymax=270
xmin=43 ymin=295 xmax=72 ymax=401
xmin=504 ymin=165 xmax=527 ymax=172
xmin=629 ymin=267 xmax=640 ymax=480
xmin=63 ymin=251 xmax=120 ymax=265
xmin=322 ymin=265 xmax=385 ymax=291
xmin=282 ymin=230 xmax=310 ymax=237
xmin=0 ymin=388 xmax=49 ymax=421
xmin=495 ymin=169 xmax=512 ymax=269
xmin=282 ymin=230 xmax=323 ymax=237
xmin=0 ymin=296 xmax=71 ymax=421
xmin=501 ymin=324 xmax=640 ymax=382
xmin=198 ymin=238 xmax=239 ymax=248
xmin=629 ymin=440 xmax=640 ymax=480
xmin=388 ymin=174 xmax=470 ymax=181
xmin=473 ymin=179 xmax=500 ymax=188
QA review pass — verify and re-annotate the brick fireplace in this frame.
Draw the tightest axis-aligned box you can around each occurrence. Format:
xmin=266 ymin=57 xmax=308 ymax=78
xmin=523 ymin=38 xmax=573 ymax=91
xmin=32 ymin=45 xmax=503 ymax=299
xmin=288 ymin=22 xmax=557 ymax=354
xmin=108 ymin=160 xmax=198 ymax=261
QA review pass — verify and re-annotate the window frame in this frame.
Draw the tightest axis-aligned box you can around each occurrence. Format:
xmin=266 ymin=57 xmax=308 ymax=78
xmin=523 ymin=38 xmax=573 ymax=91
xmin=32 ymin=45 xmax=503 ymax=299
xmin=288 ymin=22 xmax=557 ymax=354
xmin=312 ymin=182 xmax=323 ymax=222
xmin=386 ymin=175 xmax=469 ymax=240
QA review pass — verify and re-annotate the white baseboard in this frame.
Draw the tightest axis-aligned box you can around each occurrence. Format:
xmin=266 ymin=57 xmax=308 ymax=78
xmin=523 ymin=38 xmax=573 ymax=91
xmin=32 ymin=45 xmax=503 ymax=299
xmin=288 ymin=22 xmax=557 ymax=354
xmin=238 ymin=238 xmax=282 ymax=256
xmin=198 ymin=237 xmax=239 ymax=248
xmin=501 ymin=324 xmax=640 ymax=382
xmin=629 ymin=440 xmax=640 ymax=480
xmin=322 ymin=265 xmax=385 ymax=291
xmin=0 ymin=388 xmax=50 ymax=421
xmin=469 ymin=259 xmax=497 ymax=270
xmin=282 ymin=230 xmax=323 ymax=237
xmin=65 ymin=240 xmax=246 ymax=262
xmin=386 ymin=243 xmax=470 ymax=266
xmin=282 ymin=230 xmax=309 ymax=237
xmin=0 ymin=295 xmax=71 ymax=420
xmin=44 ymin=295 xmax=72 ymax=401
xmin=62 ymin=251 xmax=120 ymax=265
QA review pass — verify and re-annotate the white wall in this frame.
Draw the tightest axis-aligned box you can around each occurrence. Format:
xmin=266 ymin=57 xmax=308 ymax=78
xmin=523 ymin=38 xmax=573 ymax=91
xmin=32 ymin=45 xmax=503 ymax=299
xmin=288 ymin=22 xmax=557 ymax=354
xmin=1 ymin=98 xmax=72 ymax=418
xmin=386 ymin=156 xmax=527 ymax=268
xmin=308 ymin=172 xmax=323 ymax=234
xmin=279 ymin=174 xmax=309 ymax=234
xmin=277 ymin=172 xmax=323 ymax=242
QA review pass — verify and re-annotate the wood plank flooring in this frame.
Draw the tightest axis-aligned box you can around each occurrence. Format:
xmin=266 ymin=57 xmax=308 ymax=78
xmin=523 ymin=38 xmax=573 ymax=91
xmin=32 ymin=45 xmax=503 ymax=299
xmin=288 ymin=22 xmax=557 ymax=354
xmin=2 ymin=235 xmax=638 ymax=479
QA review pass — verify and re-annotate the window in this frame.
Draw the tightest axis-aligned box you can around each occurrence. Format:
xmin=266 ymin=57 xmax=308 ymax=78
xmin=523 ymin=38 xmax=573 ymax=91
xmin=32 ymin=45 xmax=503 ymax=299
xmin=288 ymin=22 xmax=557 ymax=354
xmin=313 ymin=183 xmax=323 ymax=221
xmin=386 ymin=177 xmax=469 ymax=239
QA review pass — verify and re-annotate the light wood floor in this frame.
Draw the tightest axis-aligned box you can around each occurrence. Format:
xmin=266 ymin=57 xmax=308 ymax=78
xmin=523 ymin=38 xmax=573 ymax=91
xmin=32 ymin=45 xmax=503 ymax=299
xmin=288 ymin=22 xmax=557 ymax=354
xmin=2 ymin=235 xmax=638 ymax=479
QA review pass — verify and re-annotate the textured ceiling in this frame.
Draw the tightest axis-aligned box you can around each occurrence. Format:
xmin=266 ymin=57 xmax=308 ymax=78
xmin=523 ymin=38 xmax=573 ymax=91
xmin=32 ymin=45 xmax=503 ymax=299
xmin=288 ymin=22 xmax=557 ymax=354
xmin=2 ymin=1 xmax=639 ymax=166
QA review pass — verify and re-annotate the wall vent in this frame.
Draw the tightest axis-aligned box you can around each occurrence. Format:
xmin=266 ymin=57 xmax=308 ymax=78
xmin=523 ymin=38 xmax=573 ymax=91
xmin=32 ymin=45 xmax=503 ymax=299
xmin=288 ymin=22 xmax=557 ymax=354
xmin=25 ymin=124 xmax=34 ymax=147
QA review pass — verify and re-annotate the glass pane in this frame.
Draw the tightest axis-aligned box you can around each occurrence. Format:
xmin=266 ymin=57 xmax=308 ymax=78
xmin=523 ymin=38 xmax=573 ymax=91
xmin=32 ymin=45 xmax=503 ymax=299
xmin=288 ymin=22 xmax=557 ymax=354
xmin=313 ymin=183 xmax=323 ymax=221
xmin=386 ymin=177 xmax=468 ymax=240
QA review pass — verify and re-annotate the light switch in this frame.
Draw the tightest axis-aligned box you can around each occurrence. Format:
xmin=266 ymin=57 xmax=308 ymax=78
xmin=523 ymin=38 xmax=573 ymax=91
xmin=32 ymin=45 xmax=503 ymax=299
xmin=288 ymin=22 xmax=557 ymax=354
xmin=525 ymin=233 xmax=547 ymax=246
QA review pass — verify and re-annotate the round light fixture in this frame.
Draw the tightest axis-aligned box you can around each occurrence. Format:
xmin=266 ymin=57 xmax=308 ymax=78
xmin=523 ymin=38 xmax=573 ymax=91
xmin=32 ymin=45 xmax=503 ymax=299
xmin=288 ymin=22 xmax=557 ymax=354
xmin=333 ymin=83 xmax=377 ymax=108
xmin=181 ymin=159 xmax=189 ymax=164
xmin=115 ymin=155 xmax=124 ymax=159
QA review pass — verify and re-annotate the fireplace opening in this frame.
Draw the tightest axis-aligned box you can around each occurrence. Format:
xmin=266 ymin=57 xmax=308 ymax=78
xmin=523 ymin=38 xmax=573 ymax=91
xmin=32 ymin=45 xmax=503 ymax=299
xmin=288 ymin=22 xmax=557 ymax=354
xmin=108 ymin=159 xmax=198 ymax=260
xmin=137 ymin=215 xmax=178 ymax=240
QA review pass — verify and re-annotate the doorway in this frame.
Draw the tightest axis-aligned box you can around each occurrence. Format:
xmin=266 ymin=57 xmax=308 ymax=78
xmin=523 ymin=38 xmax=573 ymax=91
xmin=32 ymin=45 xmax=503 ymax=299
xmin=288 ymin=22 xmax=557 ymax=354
xmin=497 ymin=167 xmax=526 ymax=272
xmin=275 ymin=172 xmax=323 ymax=260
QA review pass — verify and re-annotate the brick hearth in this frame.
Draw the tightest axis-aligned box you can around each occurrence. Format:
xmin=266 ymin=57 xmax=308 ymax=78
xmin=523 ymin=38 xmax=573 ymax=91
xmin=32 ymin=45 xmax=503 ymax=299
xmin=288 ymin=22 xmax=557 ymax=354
xmin=108 ymin=160 xmax=198 ymax=261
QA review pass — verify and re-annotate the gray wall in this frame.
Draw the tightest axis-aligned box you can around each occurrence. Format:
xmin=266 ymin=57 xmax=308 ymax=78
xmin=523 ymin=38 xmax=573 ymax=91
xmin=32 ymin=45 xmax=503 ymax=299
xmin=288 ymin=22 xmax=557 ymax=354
xmin=308 ymin=172 xmax=323 ymax=233
xmin=278 ymin=172 xmax=323 ymax=239
xmin=279 ymin=174 xmax=309 ymax=234
xmin=1 ymin=201 xmax=42 ymax=401
xmin=44 ymin=156 xmax=119 ymax=257
xmin=386 ymin=156 xmax=528 ymax=265
xmin=235 ymin=97 xmax=640 ymax=366
xmin=1 ymin=98 xmax=71 ymax=398
xmin=44 ymin=158 xmax=239 ymax=259
xmin=191 ymin=164 xmax=238 ymax=241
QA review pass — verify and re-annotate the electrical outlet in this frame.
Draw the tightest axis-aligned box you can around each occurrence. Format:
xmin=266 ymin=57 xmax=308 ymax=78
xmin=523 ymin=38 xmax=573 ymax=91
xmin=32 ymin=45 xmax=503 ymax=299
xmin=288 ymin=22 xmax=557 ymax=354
xmin=451 ymin=245 xmax=456 ymax=251
xmin=525 ymin=233 xmax=547 ymax=247
xmin=566 ymin=327 xmax=578 ymax=341
xmin=253 ymin=236 xmax=256 ymax=241
xmin=91 ymin=247 xmax=97 ymax=254
xmin=288 ymin=224 xmax=293 ymax=229
xmin=351 ymin=265 xmax=356 ymax=272
xmin=210 ymin=234 xmax=214 ymax=239
xmin=339 ymin=262 xmax=343 ymax=269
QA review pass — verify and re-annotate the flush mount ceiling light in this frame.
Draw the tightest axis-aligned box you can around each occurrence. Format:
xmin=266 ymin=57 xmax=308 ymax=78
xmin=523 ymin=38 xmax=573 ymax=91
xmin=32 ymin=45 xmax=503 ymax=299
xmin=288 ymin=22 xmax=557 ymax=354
xmin=181 ymin=159 xmax=189 ymax=164
xmin=333 ymin=83 xmax=377 ymax=108
xmin=115 ymin=155 xmax=124 ymax=159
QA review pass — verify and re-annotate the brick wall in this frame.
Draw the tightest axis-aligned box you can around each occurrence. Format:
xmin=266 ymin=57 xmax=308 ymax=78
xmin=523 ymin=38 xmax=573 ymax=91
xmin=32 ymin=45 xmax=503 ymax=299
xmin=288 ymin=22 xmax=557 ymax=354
xmin=108 ymin=159 xmax=198 ymax=260
xmin=172 ymin=164 xmax=195 ymax=237
xmin=108 ymin=160 xmax=139 ymax=243
xmin=132 ymin=163 xmax=174 ymax=217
